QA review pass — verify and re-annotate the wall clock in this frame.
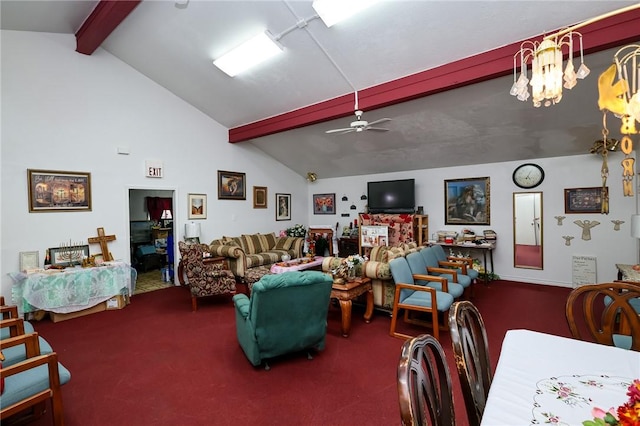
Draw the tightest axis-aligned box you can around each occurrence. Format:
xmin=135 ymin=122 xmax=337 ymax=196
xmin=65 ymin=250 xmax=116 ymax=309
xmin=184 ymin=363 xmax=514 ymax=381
xmin=512 ymin=163 xmax=545 ymax=189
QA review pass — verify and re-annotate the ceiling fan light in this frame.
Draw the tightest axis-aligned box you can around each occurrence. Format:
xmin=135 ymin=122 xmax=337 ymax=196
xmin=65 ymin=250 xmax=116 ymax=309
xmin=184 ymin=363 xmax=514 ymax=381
xmin=312 ymin=0 xmax=379 ymax=27
xmin=213 ymin=31 xmax=283 ymax=77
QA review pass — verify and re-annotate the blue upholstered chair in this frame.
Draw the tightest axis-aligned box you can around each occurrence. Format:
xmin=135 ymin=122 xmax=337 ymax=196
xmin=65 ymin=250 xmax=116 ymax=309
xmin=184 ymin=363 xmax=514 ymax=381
xmin=232 ymin=270 xmax=333 ymax=369
xmin=1 ymin=318 xmax=53 ymax=367
xmin=1 ymin=333 xmax=71 ymax=425
xmin=420 ymin=247 xmax=472 ymax=291
xmin=431 ymin=244 xmax=480 ymax=283
xmin=388 ymin=257 xmax=454 ymax=340
xmin=406 ymin=252 xmax=464 ymax=299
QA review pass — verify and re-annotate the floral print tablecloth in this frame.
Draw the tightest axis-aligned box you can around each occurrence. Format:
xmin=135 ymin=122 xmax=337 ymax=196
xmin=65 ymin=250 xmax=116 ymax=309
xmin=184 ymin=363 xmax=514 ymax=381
xmin=10 ymin=262 xmax=135 ymax=314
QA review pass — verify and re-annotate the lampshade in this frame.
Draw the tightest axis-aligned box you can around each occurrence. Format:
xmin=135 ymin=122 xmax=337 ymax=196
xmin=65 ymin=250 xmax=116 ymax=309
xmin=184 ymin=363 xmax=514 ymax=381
xmin=631 ymin=215 xmax=640 ymax=238
xmin=185 ymin=222 xmax=201 ymax=239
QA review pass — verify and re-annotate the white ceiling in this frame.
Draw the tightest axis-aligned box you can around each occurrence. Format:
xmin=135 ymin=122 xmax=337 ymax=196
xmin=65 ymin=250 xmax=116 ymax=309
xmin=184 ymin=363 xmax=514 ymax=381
xmin=2 ymin=0 xmax=639 ymax=178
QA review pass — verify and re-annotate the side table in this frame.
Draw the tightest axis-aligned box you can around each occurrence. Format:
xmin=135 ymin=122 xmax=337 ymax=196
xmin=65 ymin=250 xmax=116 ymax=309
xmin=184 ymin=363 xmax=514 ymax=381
xmin=177 ymin=256 xmax=227 ymax=286
xmin=330 ymin=277 xmax=373 ymax=337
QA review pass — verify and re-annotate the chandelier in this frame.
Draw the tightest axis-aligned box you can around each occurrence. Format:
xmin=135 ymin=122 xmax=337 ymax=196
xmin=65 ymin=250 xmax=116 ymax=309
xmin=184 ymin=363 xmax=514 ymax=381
xmin=510 ymin=31 xmax=589 ymax=107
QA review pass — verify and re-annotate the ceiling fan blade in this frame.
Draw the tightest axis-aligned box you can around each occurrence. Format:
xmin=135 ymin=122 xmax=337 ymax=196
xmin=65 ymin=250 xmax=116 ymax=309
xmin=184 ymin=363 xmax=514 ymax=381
xmin=366 ymin=126 xmax=390 ymax=132
xmin=366 ymin=118 xmax=392 ymax=126
xmin=326 ymin=128 xmax=355 ymax=134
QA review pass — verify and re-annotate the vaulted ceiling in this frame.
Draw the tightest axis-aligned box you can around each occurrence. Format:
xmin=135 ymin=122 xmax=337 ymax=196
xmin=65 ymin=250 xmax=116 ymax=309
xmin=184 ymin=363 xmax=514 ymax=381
xmin=2 ymin=1 xmax=639 ymax=178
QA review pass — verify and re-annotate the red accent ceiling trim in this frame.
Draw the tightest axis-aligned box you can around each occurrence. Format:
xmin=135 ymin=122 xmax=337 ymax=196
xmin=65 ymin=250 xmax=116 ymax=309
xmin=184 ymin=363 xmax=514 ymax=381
xmin=229 ymin=9 xmax=640 ymax=143
xmin=75 ymin=0 xmax=141 ymax=55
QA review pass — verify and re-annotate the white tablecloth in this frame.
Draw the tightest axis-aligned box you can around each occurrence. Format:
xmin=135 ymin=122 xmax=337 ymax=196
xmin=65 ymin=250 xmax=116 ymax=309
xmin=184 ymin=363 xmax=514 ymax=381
xmin=481 ymin=329 xmax=640 ymax=426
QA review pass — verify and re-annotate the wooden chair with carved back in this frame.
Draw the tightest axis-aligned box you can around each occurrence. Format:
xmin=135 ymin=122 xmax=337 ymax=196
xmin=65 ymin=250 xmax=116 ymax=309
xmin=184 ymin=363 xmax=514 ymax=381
xmin=565 ymin=281 xmax=640 ymax=351
xmin=448 ymin=301 xmax=492 ymax=426
xmin=397 ymin=334 xmax=456 ymax=426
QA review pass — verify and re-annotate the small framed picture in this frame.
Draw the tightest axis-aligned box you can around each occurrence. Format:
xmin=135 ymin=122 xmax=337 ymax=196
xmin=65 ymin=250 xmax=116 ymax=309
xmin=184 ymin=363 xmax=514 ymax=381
xmin=276 ymin=193 xmax=291 ymax=221
xmin=218 ymin=170 xmax=246 ymax=200
xmin=253 ymin=186 xmax=267 ymax=209
xmin=313 ymin=193 xmax=336 ymax=215
xmin=19 ymin=251 xmax=40 ymax=271
xmin=564 ymin=187 xmax=606 ymax=214
xmin=49 ymin=245 xmax=89 ymax=267
xmin=188 ymin=193 xmax=207 ymax=219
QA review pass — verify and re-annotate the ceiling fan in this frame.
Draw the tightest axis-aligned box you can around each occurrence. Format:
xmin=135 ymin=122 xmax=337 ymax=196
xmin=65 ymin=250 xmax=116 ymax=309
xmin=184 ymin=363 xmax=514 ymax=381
xmin=325 ymin=92 xmax=392 ymax=135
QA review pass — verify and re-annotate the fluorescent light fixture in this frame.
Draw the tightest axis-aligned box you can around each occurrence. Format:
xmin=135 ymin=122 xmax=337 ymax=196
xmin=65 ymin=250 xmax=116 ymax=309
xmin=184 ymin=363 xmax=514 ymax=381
xmin=312 ymin=0 xmax=378 ymax=27
xmin=213 ymin=31 xmax=283 ymax=77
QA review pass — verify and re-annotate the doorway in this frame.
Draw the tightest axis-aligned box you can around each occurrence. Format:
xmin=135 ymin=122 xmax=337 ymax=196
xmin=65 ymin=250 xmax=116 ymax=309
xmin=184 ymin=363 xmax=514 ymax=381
xmin=128 ymin=188 xmax=177 ymax=293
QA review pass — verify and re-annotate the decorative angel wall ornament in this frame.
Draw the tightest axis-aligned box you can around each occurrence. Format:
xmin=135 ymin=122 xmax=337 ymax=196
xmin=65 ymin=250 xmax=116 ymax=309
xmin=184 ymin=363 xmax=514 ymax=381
xmin=611 ymin=219 xmax=625 ymax=231
xmin=574 ymin=220 xmax=600 ymax=241
xmin=554 ymin=216 xmax=566 ymax=225
xmin=562 ymin=236 xmax=574 ymax=246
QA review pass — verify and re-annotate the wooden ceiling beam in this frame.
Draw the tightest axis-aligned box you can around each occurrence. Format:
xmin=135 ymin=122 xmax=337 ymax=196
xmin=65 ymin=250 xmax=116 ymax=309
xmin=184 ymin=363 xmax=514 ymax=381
xmin=229 ymin=8 xmax=640 ymax=143
xmin=75 ymin=0 xmax=141 ymax=55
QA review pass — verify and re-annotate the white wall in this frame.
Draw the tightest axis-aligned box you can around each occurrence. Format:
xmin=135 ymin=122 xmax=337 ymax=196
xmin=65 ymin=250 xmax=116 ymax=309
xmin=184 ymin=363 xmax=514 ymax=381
xmin=2 ymin=30 xmax=637 ymax=302
xmin=307 ymin=154 xmax=638 ymax=288
xmin=1 ymin=30 xmax=308 ymax=300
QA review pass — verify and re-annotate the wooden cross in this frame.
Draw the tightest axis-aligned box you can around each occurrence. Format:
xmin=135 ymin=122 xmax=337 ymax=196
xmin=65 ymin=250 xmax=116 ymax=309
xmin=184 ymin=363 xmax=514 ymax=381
xmin=88 ymin=227 xmax=116 ymax=261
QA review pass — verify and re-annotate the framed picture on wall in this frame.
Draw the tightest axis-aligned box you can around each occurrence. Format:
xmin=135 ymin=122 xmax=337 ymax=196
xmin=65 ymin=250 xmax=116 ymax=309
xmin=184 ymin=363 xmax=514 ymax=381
xmin=276 ymin=193 xmax=291 ymax=221
xmin=218 ymin=170 xmax=246 ymax=200
xmin=313 ymin=193 xmax=336 ymax=215
xmin=19 ymin=251 xmax=40 ymax=271
xmin=188 ymin=193 xmax=207 ymax=219
xmin=27 ymin=169 xmax=92 ymax=212
xmin=564 ymin=187 xmax=606 ymax=214
xmin=444 ymin=177 xmax=490 ymax=225
xmin=253 ymin=186 xmax=267 ymax=209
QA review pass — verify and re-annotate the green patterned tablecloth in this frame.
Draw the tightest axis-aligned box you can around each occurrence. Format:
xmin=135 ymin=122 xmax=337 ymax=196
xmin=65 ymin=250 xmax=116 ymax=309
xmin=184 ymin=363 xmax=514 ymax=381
xmin=10 ymin=262 xmax=135 ymax=314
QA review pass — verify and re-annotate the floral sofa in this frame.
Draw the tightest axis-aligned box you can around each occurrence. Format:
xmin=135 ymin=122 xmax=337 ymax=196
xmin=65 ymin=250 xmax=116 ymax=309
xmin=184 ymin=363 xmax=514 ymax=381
xmin=322 ymin=242 xmax=420 ymax=312
xmin=209 ymin=232 xmax=304 ymax=281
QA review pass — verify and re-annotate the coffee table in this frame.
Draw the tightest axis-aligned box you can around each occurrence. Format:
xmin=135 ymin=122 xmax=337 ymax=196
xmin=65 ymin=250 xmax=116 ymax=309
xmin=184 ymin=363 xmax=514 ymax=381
xmin=331 ymin=277 xmax=373 ymax=337
xmin=270 ymin=256 xmax=324 ymax=274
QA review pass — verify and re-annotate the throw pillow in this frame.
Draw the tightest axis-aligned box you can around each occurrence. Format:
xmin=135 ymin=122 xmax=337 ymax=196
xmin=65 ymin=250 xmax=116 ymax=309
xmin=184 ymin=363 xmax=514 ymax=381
xmin=241 ymin=234 xmax=263 ymax=255
xmin=261 ymin=233 xmax=277 ymax=251
xmin=276 ymin=237 xmax=295 ymax=250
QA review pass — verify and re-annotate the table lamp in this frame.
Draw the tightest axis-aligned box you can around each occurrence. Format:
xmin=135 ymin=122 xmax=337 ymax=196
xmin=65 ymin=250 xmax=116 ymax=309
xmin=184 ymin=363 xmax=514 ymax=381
xmin=185 ymin=222 xmax=201 ymax=240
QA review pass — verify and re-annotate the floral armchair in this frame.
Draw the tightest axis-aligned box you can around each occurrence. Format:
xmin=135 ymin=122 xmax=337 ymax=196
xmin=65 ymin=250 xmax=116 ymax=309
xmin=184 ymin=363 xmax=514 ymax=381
xmin=178 ymin=242 xmax=236 ymax=311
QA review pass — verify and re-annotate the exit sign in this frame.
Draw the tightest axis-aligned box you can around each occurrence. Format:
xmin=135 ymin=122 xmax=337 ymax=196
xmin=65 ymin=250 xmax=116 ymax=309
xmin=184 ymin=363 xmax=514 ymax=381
xmin=145 ymin=160 xmax=164 ymax=178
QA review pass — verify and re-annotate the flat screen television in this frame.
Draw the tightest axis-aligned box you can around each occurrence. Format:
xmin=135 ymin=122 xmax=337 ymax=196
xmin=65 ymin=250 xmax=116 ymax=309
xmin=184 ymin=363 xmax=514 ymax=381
xmin=367 ymin=178 xmax=415 ymax=213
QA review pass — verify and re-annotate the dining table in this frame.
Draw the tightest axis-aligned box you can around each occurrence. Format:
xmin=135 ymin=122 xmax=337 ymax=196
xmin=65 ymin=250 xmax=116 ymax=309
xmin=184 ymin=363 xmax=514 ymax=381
xmin=481 ymin=329 xmax=640 ymax=425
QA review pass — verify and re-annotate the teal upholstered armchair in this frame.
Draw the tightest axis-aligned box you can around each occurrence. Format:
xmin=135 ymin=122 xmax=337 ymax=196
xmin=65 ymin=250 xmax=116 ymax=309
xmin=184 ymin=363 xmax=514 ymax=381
xmin=232 ymin=271 xmax=333 ymax=369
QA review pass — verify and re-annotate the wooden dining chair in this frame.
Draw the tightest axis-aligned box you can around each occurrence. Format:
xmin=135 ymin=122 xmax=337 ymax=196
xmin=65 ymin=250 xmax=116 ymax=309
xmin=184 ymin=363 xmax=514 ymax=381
xmin=397 ymin=334 xmax=456 ymax=426
xmin=565 ymin=281 xmax=640 ymax=351
xmin=448 ymin=301 xmax=492 ymax=426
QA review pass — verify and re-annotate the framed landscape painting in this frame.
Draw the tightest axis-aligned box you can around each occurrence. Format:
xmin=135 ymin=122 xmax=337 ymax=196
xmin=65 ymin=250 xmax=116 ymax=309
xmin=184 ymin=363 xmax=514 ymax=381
xmin=218 ymin=170 xmax=246 ymax=200
xmin=28 ymin=169 xmax=92 ymax=212
xmin=444 ymin=177 xmax=490 ymax=225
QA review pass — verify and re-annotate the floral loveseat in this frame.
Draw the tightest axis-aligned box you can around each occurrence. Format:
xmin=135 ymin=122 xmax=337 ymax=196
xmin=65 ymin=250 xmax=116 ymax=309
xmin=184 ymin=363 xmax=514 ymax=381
xmin=322 ymin=242 xmax=420 ymax=312
xmin=209 ymin=232 xmax=304 ymax=281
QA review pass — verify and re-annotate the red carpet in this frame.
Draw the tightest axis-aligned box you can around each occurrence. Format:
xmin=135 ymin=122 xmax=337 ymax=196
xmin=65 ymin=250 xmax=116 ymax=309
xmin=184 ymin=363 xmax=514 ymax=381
xmin=26 ymin=280 xmax=572 ymax=426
